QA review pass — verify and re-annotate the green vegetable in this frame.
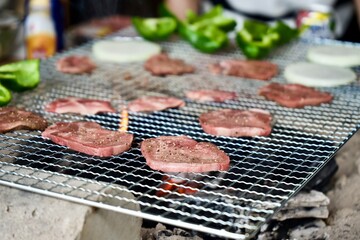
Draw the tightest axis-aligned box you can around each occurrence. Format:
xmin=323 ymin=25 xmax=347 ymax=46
xmin=269 ymin=20 xmax=299 ymax=45
xmin=0 ymin=83 xmax=12 ymax=106
xmin=186 ymin=5 xmax=236 ymax=32
xmin=236 ymin=20 xmax=298 ymax=59
xmin=132 ymin=17 xmax=177 ymax=41
xmin=158 ymin=4 xmax=230 ymax=53
xmin=0 ymin=59 xmax=40 ymax=92
xmin=179 ymin=23 xmax=228 ymax=53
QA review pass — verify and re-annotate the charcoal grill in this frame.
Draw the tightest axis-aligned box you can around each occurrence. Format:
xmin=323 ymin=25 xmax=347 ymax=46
xmin=1 ymin=28 xmax=360 ymax=239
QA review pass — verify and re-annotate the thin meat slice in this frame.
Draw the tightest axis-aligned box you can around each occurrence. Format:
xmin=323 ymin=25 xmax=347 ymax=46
xmin=199 ymin=109 xmax=272 ymax=137
xmin=141 ymin=135 xmax=230 ymax=172
xmin=128 ymin=96 xmax=185 ymax=112
xmin=258 ymin=83 xmax=333 ymax=108
xmin=45 ymin=97 xmax=116 ymax=115
xmin=144 ymin=53 xmax=195 ymax=76
xmin=185 ymin=90 xmax=237 ymax=102
xmin=209 ymin=60 xmax=278 ymax=80
xmin=42 ymin=121 xmax=133 ymax=157
xmin=0 ymin=107 xmax=48 ymax=133
xmin=56 ymin=55 xmax=96 ymax=74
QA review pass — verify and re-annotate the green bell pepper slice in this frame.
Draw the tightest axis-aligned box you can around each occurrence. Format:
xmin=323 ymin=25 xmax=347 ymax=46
xmin=186 ymin=5 xmax=236 ymax=32
xmin=132 ymin=17 xmax=177 ymax=41
xmin=0 ymin=83 xmax=12 ymax=107
xmin=236 ymin=19 xmax=298 ymax=59
xmin=0 ymin=59 xmax=40 ymax=92
xmin=159 ymin=3 xmax=229 ymax=53
xmin=269 ymin=20 xmax=299 ymax=46
xmin=179 ymin=23 xmax=228 ymax=53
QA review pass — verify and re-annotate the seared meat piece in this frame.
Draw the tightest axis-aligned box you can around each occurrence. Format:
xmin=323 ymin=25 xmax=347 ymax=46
xmin=258 ymin=83 xmax=333 ymax=108
xmin=128 ymin=96 xmax=185 ymax=112
xmin=141 ymin=135 xmax=230 ymax=172
xmin=42 ymin=121 xmax=133 ymax=157
xmin=199 ymin=109 xmax=272 ymax=137
xmin=185 ymin=89 xmax=237 ymax=102
xmin=56 ymin=55 xmax=96 ymax=74
xmin=209 ymin=59 xmax=278 ymax=81
xmin=0 ymin=107 xmax=48 ymax=133
xmin=45 ymin=97 xmax=116 ymax=115
xmin=144 ymin=53 xmax=195 ymax=76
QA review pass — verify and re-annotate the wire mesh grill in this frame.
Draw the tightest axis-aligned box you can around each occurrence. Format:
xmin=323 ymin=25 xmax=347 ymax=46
xmin=1 ymin=28 xmax=360 ymax=239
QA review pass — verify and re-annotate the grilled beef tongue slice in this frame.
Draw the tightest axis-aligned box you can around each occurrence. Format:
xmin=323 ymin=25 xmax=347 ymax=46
xmin=209 ymin=60 xmax=278 ymax=81
xmin=45 ymin=97 xmax=116 ymax=115
xmin=144 ymin=53 xmax=195 ymax=76
xmin=56 ymin=55 xmax=96 ymax=74
xmin=199 ymin=108 xmax=272 ymax=137
xmin=258 ymin=83 xmax=333 ymax=108
xmin=0 ymin=107 xmax=48 ymax=133
xmin=128 ymin=96 xmax=185 ymax=112
xmin=42 ymin=121 xmax=133 ymax=157
xmin=141 ymin=135 xmax=230 ymax=173
xmin=185 ymin=89 xmax=237 ymax=102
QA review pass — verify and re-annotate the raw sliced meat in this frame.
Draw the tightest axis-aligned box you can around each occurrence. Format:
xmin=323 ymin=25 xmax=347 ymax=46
xmin=141 ymin=135 xmax=230 ymax=172
xmin=42 ymin=121 xmax=133 ymax=157
xmin=199 ymin=109 xmax=272 ymax=137
xmin=258 ymin=83 xmax=333 ymax=108
xmin=185 ymin=90 xmax=237 ymax=102
xmin=56 ymin=55 xmax=96 ymax=74
xmin=45 ymin=97 xmax=116 ymax=115
xmin=0 ymin=107 xmax=48 ymax=133
xmin=209 ymin=60 xmax=278 ymax=80
xmin=144 ymin=53 xmax=195 ymax=76
xmin=128 ymin=96 xmax=185 ymax=112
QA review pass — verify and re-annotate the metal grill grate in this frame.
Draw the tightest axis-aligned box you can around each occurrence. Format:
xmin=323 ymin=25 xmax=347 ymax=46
xmin=1 ymin=28 xmax=360 ymax=239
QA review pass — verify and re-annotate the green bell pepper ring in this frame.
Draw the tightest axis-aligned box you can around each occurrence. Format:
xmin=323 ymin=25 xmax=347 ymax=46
xmin=236 ymin=30 xmax=274 ymax=59
xmin=187 ymin=5 xmax=223 ymax=24
xmin=179 ymin=23 xmax=228 ymax=53
xmin=132 ymin=17 xmax=177 ymax=41
xmin=190 ymin=16 xmax=236 ymax=33
xmin=186 ymin=5 xmax=236 ymax=32
xmin=269 ymin=20 xmax=299 ymax=46
xmin=159 ymin=3 xmax=229 ymax=53
xmin=236 ymin=20 xmax=298 ymax=59
xmin=0 ymin=59 xmax=40 ymax=92
xmin=0 ymin=83 xmax=12 ymax=107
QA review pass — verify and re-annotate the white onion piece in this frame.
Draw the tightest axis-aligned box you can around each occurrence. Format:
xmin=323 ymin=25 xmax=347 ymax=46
xmin=92 ymin=40 xmax=161 ymax=63
xmin=285 ymin=62 xmax=356 ymax=87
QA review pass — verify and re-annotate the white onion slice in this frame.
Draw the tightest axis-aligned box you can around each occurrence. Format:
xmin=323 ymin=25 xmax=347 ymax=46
xmin=92 ymin=40 xmax=161 ymax=63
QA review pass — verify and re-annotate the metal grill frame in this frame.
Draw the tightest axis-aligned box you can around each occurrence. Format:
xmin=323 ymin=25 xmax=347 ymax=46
xmin=1 ymin=28 xmax=360 ymax=239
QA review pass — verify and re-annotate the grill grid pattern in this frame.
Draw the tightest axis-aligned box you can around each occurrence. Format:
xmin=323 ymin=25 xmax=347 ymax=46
xmin=1 ymin=28 xmax=360 ymax=239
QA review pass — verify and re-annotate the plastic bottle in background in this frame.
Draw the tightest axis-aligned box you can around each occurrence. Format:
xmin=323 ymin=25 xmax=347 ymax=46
xmin=25 ymin=0 xmax=56 ymax=59
xmin=51 ymin=0 xmax=64 ymax=52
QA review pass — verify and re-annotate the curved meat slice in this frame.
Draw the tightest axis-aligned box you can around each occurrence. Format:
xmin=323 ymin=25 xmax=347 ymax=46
xmin=56 ymin=55 xmax=96 ymax=74
xmin=199 ymin=109 xmax=272 ymax=137
xmin=209 ymin=60 xmax=278 ymax=81
xmin=0 ymin=107 xmax=48 ymax=133
xmin=258 ymin=83 xmax=333 ymax=108
xmin=45 ymin=97 xmax=116 ymax=115
xmin=128 ymin=96 xmax=185 ymax=112
xmin=144 ymin=53 xmax=195 ymax=76
xmin=185 ymin=89 xmax=237 ymax=102
xmin=141 ymin=135 xmax=230 ymax=172
xmin=42 ymin=121 xmax=133 ymax=157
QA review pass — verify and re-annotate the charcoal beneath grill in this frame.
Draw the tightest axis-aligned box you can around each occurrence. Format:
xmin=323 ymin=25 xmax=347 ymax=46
xmin=141 ymin=223 xmax=203 ymax=240
xmin=258 ymin=219 xmax=328 ymax=240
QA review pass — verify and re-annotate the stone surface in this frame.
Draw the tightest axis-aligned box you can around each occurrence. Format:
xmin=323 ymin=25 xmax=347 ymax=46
xmin=0 ymin=183 xmax=142 ymax=240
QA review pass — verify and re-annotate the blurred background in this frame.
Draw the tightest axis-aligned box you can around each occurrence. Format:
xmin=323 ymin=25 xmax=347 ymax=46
xmin=0 ymin=0 xmax=359 ymax=61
